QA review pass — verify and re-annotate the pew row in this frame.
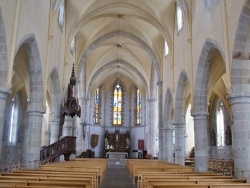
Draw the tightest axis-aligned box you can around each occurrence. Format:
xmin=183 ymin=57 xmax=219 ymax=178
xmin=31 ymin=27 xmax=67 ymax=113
xmin=0 ymin=158 xmax=108 ymax=188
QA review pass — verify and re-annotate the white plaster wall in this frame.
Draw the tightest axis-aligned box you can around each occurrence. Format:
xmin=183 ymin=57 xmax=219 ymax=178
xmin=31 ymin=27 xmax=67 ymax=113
xmin=88 ymin=125 xmax=104 ymax=157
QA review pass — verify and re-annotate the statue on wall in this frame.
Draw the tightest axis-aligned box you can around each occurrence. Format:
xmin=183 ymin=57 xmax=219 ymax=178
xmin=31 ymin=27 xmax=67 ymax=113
xmin=104 ymin=137 xmax=109 ymax=149
xmin=211 ymin=128 xmax=216 ymax=146
xmin=126 ymin=137 xmax=130 ymax=148
xmin=225 ymin=126 xmax=232 ymax=145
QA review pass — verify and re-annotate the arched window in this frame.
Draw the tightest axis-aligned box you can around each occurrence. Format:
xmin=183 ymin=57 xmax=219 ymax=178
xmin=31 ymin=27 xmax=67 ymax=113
xmin=94 ymin=87 xmax=100 ymax=124
xmin=176 ymin=6 xmax=183 ymax=32
xmin=9 ymin=97 xmax=18 ymax=144
xmin=58 ymin=3 xmax=64 ymax=29
xmin=70 ymin=38 xmax=75 ymax=54
xmin=135 ymin=88 xmax=142 ymax=124
xmin=164 ymin=40 xmax=169 ymax=56
xmin=113 ymin=83 xmax=123 ymax=125
xmin=216 ymin=101 xmax=225 ymax=146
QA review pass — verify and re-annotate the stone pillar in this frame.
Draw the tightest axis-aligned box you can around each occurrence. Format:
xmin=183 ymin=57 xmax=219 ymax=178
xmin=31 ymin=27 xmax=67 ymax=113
xmin=157 ymin=82 xmax=163 ymax=159
xmin=173 ymin=123 xmax=185 ymax=165
xmin=76 ymin=122 xmax=84 ymax=155
xmin=146 ymin=99 xmax=158 ymax=157
xmin=50 ymin=119 xmax=60 ymax=144
xmin=192 ymin=112 xmax=209 ymax=172
xmin=185 ymin=133 xmax=189 ymax=157
xmin=44 ymin=130 xmax=50 ymax=146
xmin=229 ymin=95 xmax=250 ymax=180
xmin=26 ymin=110 xmax=44 ymax=169
xmin=62 ymin=116 xmax=73 ymax=137
xmin=162 ymin=126 xmax=174 ymax=162
xmin=0 ymin=87 xmax=10 ymax=158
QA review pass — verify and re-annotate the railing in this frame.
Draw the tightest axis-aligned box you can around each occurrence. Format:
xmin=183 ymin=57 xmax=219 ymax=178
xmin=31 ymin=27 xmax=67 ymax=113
xmin=208 ymin=158 xmax=234 ymax=176
xmin=0 ymin=162 xmax=25 ymax=172
xmin=40 ymin=136 xmax=76 ymax=165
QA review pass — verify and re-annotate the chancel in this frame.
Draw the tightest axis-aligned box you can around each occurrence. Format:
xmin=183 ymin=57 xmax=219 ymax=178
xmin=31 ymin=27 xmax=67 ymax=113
xmin=1 ymin=1 xmax=250 ymax=187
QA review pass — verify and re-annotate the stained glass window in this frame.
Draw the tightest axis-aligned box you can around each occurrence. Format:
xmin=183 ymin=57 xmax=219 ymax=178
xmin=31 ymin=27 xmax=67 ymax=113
xmin=113 ymin=83 xmax=122 ymax=125
xmin=9 ymin=97 xmax=17 ymax=144
xmin=136 ymin=88 xmax=142 ymax=124
xmin=58 ymin=3 xmax=64 ymax=29
xmin=176 ymin=6 xmax=183 ymax=32
xmin=216 ymin=101 xmax=225 ymax=146
xmin=164 ymin=40 xmax=169 ymax=56
xmin=94 ymin=88 xmax=100 ymax=123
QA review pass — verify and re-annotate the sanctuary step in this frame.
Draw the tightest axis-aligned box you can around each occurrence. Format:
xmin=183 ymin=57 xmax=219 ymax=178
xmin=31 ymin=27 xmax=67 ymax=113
xmin=100 ymin=166 xmax=135 ymax=188
xmin=107 ymin=152 xmax=128 ymax=167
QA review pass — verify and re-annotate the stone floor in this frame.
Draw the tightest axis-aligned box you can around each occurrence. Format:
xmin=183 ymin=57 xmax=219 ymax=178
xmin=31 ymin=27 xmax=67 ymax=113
xmin=100 ymin=166 xmax=136 ymax=188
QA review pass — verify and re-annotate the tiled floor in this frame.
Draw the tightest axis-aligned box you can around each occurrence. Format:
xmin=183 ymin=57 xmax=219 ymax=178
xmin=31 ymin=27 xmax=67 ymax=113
xmin=100 ymin=166 xmax=136 ymax=188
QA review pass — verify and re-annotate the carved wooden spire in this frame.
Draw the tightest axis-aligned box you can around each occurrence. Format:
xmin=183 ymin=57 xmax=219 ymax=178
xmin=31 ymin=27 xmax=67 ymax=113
xmin=61 ymin=62 xmax=81 ymax=118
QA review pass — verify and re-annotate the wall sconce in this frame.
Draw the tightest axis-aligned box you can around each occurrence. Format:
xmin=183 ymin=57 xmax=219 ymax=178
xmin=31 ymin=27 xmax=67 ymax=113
xmin=27 ymin=98 xmax=31 ymax=104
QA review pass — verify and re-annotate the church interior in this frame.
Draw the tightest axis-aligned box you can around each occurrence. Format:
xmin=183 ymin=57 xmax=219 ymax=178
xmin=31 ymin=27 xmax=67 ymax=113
xmin=1 ymin=0 xmax=250 ymax=187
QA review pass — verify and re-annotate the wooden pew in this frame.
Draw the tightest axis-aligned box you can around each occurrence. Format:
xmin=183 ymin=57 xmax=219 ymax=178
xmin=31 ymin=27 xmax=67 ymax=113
xmin=150 ymin=183 xmax=250 ymax=188
xmin=0 ymin=179 xmax=90 ymax=187
xmin=40 ymin=158 xmax=107 ymax=183
xmin=0 ymin=158 xmax=108 ymax=188
xmin=137 ymin=172 xmax=231 ymax=188
xmin=126 ymin=159 xmax=250 ymax=188
xmin=146 ymin=178 xmax=247 ymax=188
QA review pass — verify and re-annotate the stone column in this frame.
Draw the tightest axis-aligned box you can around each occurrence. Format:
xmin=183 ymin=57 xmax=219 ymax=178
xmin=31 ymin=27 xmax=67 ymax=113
xmin=157 ymin=82 xmax=163 ymax=159
xmin=146 ymin=99 xmax=158 ymax=157
xmin=192 ymin=112 xmax=209 ymax=172
xmin=44 ymin=130 xmax=50 ymax=146
xmin=76 ymin=122 xmax=84 ymax=155
xmin=62 ymin=116 xmax=74 ymax=137
xmin=162 ymin=126 xmax=174 ymax=162
xmin=26 ymin=110 xmax=44 ymax=169
xmin=185 ymin=133 xmax=189 ymax=157
xmin=173 ymin=123 xmax=185 ymax=165
xmin=50 ymin=119 xmax=60 ymax=144
xmin=0 ymin=87 xmax=10 ymax=158
xmin=229 ymin=95 xmax=250 ymax=180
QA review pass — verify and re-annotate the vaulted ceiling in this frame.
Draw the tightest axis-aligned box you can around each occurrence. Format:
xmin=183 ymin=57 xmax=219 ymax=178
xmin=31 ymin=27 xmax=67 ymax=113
xmin=65 ymin=0 xmax=176 ymax=91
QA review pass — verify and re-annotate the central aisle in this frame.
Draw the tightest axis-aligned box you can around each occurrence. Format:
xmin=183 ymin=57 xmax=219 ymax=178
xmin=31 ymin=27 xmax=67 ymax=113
xmin=100 ymin=166 xmax=136 ymax=188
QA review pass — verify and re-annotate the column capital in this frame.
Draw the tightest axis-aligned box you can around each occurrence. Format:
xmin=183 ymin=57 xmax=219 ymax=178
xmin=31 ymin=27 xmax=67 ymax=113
xmin=0 ymin=87 xmax=11 ymax=99
xmin=227 ymin=94 xmax=250 ymax=105
xmin=50 ymin=119 xmax=60 ymax=124
xmin=162 ymin=127 xmax=174 ymax=131
xmin=27 ymin=109 xmax=46 ymax=117
xmin=44 ymin=130 xmax=51 ymax=135
xmin=146 ymin=98 xmax=157 ymax=102
xmin=157 ymin=81 xmax=163 ymax=86
xmin=191 ymin=111 xmax=208 ymax=118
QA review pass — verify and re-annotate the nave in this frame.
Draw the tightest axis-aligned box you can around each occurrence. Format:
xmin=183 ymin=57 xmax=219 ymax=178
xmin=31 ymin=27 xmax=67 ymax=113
xmin=0 ymin=158 xmax=250 ymax=188
xmin=100 ymin=166 xmax=135 ymax=188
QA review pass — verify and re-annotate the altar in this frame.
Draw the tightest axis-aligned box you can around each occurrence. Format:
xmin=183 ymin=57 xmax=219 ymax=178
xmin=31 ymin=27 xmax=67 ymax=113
xmin=106 ymin=152 xmax=128 ymax=166
xmin=103 ymin=129 xmax=130 ymax=158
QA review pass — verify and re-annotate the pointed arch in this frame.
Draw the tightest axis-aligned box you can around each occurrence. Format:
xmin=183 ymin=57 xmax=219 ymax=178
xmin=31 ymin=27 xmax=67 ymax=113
xmin=174 ymin=71 xmax=190 ymax=123
xmin=232 ymin=0 xmax=250 ymax=95
xmin=88 ymin=59 xmax=148 ymax=98
xmin=48 ymin=67 xmax=62 ymax=120
xmin=193 ymin=39 xmax=225 ymax=113
xmin=77 ymin=30 xmax=161 ymax=82
xmin=164 ymin=88 xmax=174 ymax=127
xmin=15 ymin=34 xmax=44 ymax=111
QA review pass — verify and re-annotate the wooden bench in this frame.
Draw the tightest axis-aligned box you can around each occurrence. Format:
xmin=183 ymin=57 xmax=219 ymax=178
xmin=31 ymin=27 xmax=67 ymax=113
xmin=149 ymin=182 xmax=250 ymax=188
xmin=0 ymin=179 xmax=91 ymax=187
xmin=146 ymin=178 xmax=247 ymax=188
xmin=0 ymin=158 xmax=108 ymax=188
xmin=126 ymin=159 xmax=250 ymax=188
xmin=137 ymin=172 xmax=231 ymax=188
xmin=11 ymin=169 xmax=97 ymax=187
